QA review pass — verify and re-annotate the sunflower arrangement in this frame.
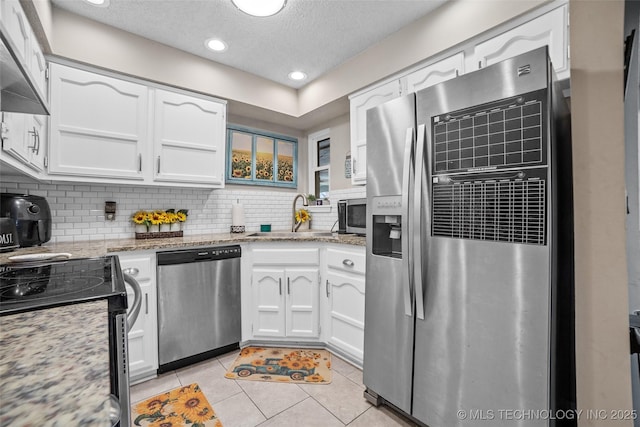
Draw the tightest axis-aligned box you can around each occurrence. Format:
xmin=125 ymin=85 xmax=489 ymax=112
xmin=132 ymin=209 xmax=189 ymax=231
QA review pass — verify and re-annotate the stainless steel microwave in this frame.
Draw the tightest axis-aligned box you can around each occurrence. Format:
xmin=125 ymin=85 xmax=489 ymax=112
xmin=337 ymin=198 xmax=366 ymax=235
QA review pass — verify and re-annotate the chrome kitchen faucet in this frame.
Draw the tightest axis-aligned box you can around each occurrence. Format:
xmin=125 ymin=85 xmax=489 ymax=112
xmin=291 ymin=194 xmax=308 ymax=232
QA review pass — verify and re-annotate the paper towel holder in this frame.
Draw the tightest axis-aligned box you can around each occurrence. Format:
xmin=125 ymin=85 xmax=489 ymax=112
xmin=231 ymin=199 xmax=246 ymax=233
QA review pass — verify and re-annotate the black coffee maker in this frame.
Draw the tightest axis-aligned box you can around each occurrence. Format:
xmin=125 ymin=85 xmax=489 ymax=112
xmin=0 ymin=193 xmax=52 ymax=247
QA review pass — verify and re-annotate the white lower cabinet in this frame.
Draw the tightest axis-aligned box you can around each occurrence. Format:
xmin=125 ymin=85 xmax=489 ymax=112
xmin=250 ymin=245 xmax=320 ymax=340
xmin=324 ymin=246 xmax=366 ymax=364
xmin=116 ymin=251 xmax=158 ymax=384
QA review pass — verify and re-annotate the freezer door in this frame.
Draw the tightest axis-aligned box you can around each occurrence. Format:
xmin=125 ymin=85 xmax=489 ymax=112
xmin=363 ymin=94 xmax=416 ymax=414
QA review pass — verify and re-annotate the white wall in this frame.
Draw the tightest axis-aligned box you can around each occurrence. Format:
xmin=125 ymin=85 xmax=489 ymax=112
xmin=570 ymin=1 xmax=633 ymax=425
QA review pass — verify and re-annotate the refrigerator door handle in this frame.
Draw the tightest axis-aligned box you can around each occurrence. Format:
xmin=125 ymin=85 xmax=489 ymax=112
xmin=414 ymin=124 xmax=426 ymax=320
xmin=401 ymin=126 xmax=415 ymax=317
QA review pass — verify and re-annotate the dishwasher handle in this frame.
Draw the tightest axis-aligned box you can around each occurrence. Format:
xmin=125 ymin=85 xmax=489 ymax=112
xmin=124 ymin=272 xmax=142 ymax=330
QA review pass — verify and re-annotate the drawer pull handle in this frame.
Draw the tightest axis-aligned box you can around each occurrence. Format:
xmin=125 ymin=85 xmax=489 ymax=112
xmin=342 ymin=259 xmax=354 ymax=267
xmin=122 ymin=267 xmax=139 ymax=277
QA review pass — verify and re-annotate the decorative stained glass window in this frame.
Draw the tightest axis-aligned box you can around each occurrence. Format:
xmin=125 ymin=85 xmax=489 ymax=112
xmin=227 ymin=125 xmax=297 ymax=188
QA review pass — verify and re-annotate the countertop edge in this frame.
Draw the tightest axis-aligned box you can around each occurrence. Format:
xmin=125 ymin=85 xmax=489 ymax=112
xmin=0 ymin=232 xmax=365 ymax=263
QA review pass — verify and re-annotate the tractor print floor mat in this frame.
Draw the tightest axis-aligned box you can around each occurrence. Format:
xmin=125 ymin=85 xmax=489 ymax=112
xmin=224 ymin=347 xmax=332 ymax=384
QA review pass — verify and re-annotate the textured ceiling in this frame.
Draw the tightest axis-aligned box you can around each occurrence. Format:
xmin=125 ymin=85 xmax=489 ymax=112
xmin=50 ymin=0 xmax=447 ymax=89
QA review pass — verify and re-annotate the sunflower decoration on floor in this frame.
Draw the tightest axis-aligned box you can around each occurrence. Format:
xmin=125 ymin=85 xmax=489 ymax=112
xmin=133 ymin=383 xmax=222 ymax=427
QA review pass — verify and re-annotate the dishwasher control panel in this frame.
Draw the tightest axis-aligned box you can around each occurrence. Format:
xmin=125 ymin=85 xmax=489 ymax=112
xmin=157 ymin=245 xmax=242 ymax=265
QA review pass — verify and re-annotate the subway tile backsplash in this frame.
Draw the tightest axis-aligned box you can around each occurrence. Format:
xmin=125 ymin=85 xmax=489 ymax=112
xmin=0 ymin=176 xmax=365 ymax=243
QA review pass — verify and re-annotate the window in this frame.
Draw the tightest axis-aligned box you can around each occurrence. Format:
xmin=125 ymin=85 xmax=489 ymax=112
xmin=309 ymin=129 xmax=330 ymax=199
xmin=226 ymin=125 xmax=297 ymax=188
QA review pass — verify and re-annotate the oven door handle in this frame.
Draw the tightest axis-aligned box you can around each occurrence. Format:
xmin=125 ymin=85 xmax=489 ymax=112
xmin=124 ymin=273 xmax=142 ymax=330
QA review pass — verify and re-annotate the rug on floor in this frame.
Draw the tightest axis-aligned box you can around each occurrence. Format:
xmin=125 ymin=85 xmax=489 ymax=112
xmin=132 ymin=383 xmax=222 ymax=427
xmin=224 ymin=347 xmax=332 ymax=384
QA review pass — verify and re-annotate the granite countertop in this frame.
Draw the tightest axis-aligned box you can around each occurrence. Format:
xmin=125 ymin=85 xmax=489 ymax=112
xmin=0 ymin=300 xmax=112 ymax=427
xmin=0 ymin=231 xmax=365 ymax=264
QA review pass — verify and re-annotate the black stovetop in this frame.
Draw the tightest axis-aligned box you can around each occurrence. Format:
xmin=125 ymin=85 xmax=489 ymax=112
xmin=0 ymin=256 xmax=127 ymax=316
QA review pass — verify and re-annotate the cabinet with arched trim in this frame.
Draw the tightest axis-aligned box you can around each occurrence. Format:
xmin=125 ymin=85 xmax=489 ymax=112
xmin=324 ymin=246 xmax=366 ymax=365
xmin=251 ymin=246 xmax=320 ymax=339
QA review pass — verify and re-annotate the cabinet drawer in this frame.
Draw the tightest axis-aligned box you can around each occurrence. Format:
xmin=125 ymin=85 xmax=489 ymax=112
xmin=118 ymin=254 xmax=154 ymax=280
xmin=253 ymin=248 xmax=319 ymax=265
xmin=327 ymin=247 xmax=365 ymax=275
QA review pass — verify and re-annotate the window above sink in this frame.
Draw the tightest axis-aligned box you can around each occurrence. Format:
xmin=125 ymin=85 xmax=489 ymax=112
xmin=226 ymin=124 xmax=298 ymax=188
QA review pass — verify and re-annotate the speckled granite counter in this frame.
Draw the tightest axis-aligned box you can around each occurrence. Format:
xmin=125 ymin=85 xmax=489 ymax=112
xmin=0 ymin=300 xmax=112 ymax=427
xmin=0 ymin=231 xmax=365 ymax=264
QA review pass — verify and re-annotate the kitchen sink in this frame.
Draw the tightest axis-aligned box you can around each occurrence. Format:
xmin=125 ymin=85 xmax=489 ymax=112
xmin=247 ymin=231 xmax=335 ymax=238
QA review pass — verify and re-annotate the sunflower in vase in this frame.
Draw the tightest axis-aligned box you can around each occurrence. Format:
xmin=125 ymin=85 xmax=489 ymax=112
xmin=132 ymin=211 xmax=151 ymax=233
xmin=294 ymin=208 xmax=311 ymax=231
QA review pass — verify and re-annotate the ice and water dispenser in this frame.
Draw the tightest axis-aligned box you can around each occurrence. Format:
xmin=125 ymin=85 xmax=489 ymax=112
xmin=371 ymin=195 xmax=403 ymax=258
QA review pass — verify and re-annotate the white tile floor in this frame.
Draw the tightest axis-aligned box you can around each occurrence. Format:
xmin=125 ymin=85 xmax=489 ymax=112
xmin=130 ymin=350 xmax=419 ymax=426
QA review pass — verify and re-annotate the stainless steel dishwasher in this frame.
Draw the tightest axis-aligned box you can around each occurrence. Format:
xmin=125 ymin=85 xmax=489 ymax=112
xmin=156 ymin=245 xmax=241 ymax=372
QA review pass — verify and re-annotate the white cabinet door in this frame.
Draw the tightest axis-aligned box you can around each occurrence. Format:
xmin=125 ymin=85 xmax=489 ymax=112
xmin=1 ymin=112 xmax=46 ymax=173
xmin=405 ymin=52 xmax=465 ymax=94
xmin=285 ymin=267 xmax=319 ymax=338
xmin=118 ymin=251 xmax=158 ymax=383
xmin=1 ymin=112 xmax=29 ymax=164
xmin=153 ymin=89 xmax=226 ymax=186
xmin=48 ymin=63 xmax=148 ymax=180
xmin=349 ymin=79 xmax=401 ymax=184
xmin=324 ymin=246 xmax=366 ymax=364
xmin=473 ymin=5 xmax=569 ymax=80
xmin=2 ymin=0 xmax=29 ymax=66
xmin=25 ymin=114 xmax=46 ymax=172
xmin=27 ymin=25 xmax=47 ymax=97
xmin=326 ymin=270 xmax=365 ymax=362
xmin=252 ymin=267 xmax=286 ymax=337
xmin=1 ymin=0 xmax=47 ymax=97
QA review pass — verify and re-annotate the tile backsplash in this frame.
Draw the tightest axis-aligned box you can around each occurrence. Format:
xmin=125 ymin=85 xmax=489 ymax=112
xmin=0 ymin=176 xmax=365 ymax=243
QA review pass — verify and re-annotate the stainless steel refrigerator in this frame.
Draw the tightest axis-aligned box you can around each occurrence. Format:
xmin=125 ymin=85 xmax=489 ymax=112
xmin=363 ymin=47 xmax=575 ymax=427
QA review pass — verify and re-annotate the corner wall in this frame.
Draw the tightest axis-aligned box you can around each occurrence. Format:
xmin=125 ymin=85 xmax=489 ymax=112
xmin=570 ymin=1 xmax=633 ymax=425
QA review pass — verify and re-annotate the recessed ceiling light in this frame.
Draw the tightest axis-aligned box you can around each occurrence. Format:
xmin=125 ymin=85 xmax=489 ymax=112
xmin=206 ymin=38 xmax=228 ymax=52
xmin=288 ymin=71 xmax=307 ymax=81
xmin=232 ymin=0 xmax=286 ymax=17
xmin=84 ymin=0 xmax=109 ymax=7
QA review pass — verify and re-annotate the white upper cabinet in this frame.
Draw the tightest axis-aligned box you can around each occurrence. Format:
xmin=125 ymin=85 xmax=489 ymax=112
xmin=27 ymin=26 xmax=47 ymax=97
xmin=153 ymin=89 xmax=226 ymax=186
xmin=1 ymin=112 xmax=28 ymax=164
xmin=472 ymin=5 xmax=569 ymax=80
xmin=25 ymin=114 xmax=46 ymax=172
xmin=48 ymin=63 xmax=148 ymax=180
xmin=1 ymin=0 xmax=48 ymax=101
xmin=349 ymin=79 xmax=401 ymax=185
xmin=405 ymin=52 xmax=465 ymax=94
xmin=1 ymin=112 xmax=46 ymax=173
xmin=2 ymin=0 xmax=29 ymax=65
xmin=47 ymin=63 xmax=227 ymax=187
